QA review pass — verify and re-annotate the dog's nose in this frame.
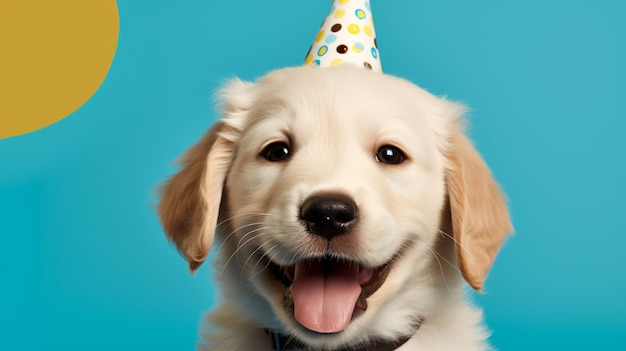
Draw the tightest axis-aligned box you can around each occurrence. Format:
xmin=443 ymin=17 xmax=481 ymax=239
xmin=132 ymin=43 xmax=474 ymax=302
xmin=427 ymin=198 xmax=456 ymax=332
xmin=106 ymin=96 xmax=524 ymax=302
xmin=300 ymin=194 xmax=358 ymax=240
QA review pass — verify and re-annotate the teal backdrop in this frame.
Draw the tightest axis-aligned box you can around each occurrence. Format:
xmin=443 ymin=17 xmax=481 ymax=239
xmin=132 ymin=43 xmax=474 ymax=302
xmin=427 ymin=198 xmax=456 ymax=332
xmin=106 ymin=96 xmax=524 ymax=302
xmin=1 ymin=0 xmax=625 ymax=349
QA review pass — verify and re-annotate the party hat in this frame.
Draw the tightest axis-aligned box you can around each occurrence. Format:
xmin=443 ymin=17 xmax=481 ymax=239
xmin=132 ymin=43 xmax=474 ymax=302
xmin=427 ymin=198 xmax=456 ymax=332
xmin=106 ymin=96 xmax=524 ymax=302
xmin=304 ymin=0 xmax=382 ymax=72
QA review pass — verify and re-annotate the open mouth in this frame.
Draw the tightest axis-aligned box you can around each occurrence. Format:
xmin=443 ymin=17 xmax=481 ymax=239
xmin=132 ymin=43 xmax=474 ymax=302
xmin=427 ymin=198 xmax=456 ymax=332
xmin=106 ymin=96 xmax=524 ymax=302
xmin=269 ymin=255 xmax=393 ymax=334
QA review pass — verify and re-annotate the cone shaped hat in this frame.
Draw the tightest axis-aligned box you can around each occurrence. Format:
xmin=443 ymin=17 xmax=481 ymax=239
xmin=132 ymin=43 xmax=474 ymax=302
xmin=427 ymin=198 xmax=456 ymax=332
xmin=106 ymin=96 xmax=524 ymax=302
xmin=304 ymin=0 xmax=382 ymax=72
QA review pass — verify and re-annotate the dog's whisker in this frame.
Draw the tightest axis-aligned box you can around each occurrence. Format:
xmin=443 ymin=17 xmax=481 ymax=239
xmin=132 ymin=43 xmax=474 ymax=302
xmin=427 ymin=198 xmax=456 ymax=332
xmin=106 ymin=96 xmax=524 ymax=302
xmin=219 ymin=227 xmax=271 ymax=277
xmin=213 ymin=221 xmax=266 ymax=258
xmin=244 ymin=243 xmax=279 ymax=283
xmin=241 ymin=239 xmax=275 ymax=278
xmin=245 ymin=258 xmax=273 ymax=284
xmin=233 ymin=225 xmax=267 ymax=253
xmin=217 ymin=221 xmax=264 ymax=243
xmin=429 ymin=248 xmax=453 ymax=294
xmin=418 ymin=220 xmax=474 ymax=259
xmin=216 ymin=212 xmax=280 ymax=228
xmin=252 ymin=242 xmax=278 ymax=271
xmin=437 ymin=229 xmax=471 ymax=256
xmin=432 ymin=248 xmax=459 ymax=272
xmin=423 ymin=267 xmax=436 ymax=291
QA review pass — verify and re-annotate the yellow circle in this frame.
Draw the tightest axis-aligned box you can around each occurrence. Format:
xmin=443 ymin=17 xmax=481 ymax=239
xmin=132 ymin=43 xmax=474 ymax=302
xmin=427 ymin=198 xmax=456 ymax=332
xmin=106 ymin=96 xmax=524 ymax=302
xmin=333 ymin=9 xmax=346 ymax=19
xmin=315 ymin=30 xmax=325 ymax=42
xmin=352 ymin=44 xmax=364 ymax=53
xmin=339 ymin=0 xmax=350 ymax=4
xmin=348 ymin=24 xmax=360 ymax=35
xmin=363 ymin=25 xmax=373 ymax=36
xmin=318 ymin=46 xmax=328 ymax=56
xmin=330 ymin=59 xmax=344 ymax=66
xmin=304 ymin=53 xmax=313 ymax=64
xmin=0 ymin=0 xmax=120 ymax=139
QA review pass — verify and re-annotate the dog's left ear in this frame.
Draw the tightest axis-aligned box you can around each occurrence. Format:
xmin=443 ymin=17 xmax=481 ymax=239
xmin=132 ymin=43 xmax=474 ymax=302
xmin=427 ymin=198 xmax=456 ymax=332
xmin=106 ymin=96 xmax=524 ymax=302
xmin=446 ymin=130 xmax=513 ymax=292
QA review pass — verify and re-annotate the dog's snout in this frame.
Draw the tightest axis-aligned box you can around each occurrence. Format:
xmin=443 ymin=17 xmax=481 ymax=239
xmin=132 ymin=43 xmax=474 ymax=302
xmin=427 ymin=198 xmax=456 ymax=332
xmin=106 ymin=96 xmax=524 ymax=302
xmin=300 ymin=194 xmax=358 ymax=240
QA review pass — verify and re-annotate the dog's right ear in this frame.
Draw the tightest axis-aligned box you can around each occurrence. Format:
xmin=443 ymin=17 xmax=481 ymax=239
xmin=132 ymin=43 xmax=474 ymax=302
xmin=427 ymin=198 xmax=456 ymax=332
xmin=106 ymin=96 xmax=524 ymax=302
xmin=158 ymin=78 xmax=257 ymax=272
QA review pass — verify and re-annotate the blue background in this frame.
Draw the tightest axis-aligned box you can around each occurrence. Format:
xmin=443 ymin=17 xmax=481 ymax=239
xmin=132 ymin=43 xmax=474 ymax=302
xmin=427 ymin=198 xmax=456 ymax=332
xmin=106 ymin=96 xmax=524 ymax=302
xmin=1 ymin=1 xmax=624 ymax=349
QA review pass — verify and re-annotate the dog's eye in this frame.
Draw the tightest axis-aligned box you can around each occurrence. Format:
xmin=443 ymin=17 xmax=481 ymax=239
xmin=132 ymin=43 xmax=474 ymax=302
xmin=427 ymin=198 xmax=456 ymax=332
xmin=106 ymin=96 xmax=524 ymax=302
xmin=376 ymin=145 xmax=406 ymax=165
xmin=262 ymin=142 xmax=291 ymax=162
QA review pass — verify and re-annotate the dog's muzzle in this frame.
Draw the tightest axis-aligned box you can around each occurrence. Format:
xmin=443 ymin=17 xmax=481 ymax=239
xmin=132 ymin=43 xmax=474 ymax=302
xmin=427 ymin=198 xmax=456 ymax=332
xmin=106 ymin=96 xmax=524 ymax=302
xmin=266 ymin=193 xmax=402 ymax=334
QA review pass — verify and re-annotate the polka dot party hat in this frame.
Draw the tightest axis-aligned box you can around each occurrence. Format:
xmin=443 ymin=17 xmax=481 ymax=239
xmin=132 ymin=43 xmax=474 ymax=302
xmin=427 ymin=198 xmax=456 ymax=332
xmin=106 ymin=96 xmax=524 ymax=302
xmin=304 ymin=0 xmax=382 ymax=72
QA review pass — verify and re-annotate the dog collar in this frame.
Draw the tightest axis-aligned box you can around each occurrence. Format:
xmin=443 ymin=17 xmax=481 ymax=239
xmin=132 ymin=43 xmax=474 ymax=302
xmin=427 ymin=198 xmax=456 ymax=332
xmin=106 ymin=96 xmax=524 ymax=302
xmin=266 ymin=318 xmax=423 ymax=351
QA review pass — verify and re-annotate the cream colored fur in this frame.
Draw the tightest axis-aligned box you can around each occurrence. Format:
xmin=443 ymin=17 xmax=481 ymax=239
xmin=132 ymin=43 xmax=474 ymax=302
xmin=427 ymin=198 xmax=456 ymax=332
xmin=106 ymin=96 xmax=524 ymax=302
xmin=158 ymin=65 xmax=512 ymax=351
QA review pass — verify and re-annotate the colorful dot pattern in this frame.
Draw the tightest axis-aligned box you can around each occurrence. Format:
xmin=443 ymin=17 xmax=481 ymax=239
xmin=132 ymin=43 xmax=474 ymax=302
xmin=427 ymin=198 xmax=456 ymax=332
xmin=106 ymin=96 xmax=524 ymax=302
xmin=304 ymin=0 xmax=382 ymax=72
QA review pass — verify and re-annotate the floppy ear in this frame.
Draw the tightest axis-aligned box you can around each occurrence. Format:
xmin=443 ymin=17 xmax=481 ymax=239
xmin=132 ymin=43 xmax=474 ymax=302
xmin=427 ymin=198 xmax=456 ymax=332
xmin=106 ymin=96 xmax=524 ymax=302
xmin=158 ymin=123 xmax=234 ymax=272
xmin=158 ymin=78 xmax=256 ymax=272
xmin=445 ymin=131 xmax=513 ymax=292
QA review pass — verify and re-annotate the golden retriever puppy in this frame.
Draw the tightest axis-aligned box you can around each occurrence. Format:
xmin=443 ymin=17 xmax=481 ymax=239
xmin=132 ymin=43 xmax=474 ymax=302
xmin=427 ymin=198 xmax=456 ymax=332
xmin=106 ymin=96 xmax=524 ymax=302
xmin=158 ymin=65 xmax=512 ymax=351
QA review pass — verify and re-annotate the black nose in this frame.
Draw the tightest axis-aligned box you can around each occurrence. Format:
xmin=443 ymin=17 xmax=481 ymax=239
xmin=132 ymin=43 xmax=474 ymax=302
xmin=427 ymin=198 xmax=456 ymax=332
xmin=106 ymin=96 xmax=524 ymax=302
xmin=300 ymin=193 xmax=358 ymax=240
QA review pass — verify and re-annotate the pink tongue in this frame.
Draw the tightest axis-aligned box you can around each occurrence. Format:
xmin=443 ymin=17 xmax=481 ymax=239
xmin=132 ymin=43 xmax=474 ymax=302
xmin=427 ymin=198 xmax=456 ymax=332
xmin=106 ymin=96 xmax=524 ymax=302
xmin=291 ymin=260 xmax=362 ymax=333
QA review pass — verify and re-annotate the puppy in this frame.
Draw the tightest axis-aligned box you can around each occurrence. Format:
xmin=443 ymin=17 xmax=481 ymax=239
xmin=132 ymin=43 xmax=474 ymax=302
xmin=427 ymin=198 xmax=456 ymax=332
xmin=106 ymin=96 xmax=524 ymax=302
xmin=158 ymin=65 xmax=512 ymax=351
